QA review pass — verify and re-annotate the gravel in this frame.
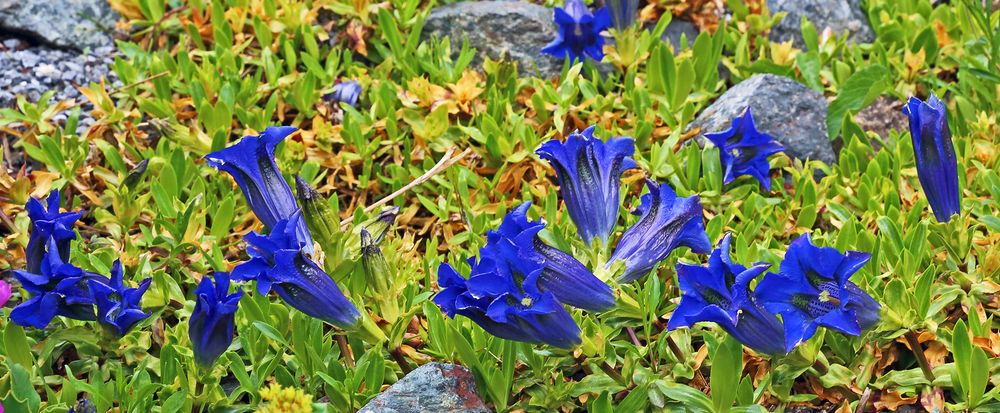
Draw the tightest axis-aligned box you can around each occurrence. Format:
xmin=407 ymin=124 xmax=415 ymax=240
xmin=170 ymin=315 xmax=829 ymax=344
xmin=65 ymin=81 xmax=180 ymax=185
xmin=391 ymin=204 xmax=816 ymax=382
xmin=0 ymin=37 xmax=118 ymax=135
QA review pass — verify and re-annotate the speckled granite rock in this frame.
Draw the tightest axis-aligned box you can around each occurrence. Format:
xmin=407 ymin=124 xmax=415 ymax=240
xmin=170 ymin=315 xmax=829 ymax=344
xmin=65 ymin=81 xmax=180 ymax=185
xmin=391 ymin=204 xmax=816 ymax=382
xmin=767 ymin=0 xmax=874 ymax=48
xmin=688 ymin=74 xmax=836 ymax=165
xmin=422 ymin=1 xmax=562 ymax=78
xmin=358 ymin=363 xmax=491 ymax=413
xmin=0 ymin=0 xmax=118 ymax=50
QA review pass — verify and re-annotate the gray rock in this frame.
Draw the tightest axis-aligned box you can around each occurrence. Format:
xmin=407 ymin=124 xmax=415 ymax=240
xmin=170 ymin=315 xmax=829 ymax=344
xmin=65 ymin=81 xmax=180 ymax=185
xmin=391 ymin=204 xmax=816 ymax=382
xmin=688 ymin=74 xmax=836 ymax=165
xmin=0 ymin=0 xmax=119 ymax=50
xmin=359 ymin=362 xmax=491 ymax=413
xmin=854 ymin=96 xmax=908 ymax=139
xmin=422 ymin=1 xmax=562 ymax=78
xmin=661 ymin=19 xmax=699 ymax=52
xmin=767 ymin=0 xmax=874 ymax=48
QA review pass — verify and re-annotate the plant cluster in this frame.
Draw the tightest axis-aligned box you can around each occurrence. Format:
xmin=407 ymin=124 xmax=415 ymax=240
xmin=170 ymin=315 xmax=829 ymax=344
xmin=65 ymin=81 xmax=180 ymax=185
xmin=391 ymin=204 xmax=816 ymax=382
xmin=0 ymin=0 xmax=997 ymax=411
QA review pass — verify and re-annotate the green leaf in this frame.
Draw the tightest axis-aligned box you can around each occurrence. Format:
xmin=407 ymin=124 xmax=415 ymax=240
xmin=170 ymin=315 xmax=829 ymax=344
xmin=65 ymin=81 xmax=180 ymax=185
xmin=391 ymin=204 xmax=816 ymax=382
xmin=655 ymin=380 xmax=713 ymax=412
xmin=3 ymin=323 xmax=35 ymax=370
xmin=711 ymin=335 xmax=743 ymax=413
xmin=952 ymin=319 xmax=972 ymax=398
xmin=827 ymin=65 xmax=890 ymax=139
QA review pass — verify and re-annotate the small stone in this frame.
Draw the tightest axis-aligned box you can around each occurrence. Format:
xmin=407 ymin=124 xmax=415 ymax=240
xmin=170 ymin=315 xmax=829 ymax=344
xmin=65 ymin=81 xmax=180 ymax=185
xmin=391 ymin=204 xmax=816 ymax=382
xmin=767 ymin=0 xmax=874 ymax=49
xmin=422 ymin=1 xmax=563 ymax=78
xmin=688 ymin=73 xmax=836 ymax=165
xmin=0 ymin=0 xmax=119 ymax=50
xmin=358 ymin=363 xmax=491 ymax=413
xmin=3 ymin=38 xmax=22 ymax=49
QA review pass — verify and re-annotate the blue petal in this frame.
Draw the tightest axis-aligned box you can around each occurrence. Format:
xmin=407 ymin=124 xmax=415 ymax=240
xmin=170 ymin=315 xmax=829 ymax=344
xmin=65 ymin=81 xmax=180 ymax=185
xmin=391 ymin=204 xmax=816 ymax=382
xmin=269 ymin=251 xmax=362 ymax=329
xmin=489 ymin=202 xmax=614 ymax=311
xmin=189 ymin=273 xmax=242 ymax=366
xmin=10 ymin=294 xmax=60 ymax=329
xmin=704 ymin=108 xmax=784 ymax=190
xmin=902 ymin=95 xmax=960 ymax=222
xmin=536 ymin=129 xmax=637 ymax=244
xmin=610 ymin=180 xmax=711 ymax=282
xmin=205 ymin=127 xmax=313 ymax=248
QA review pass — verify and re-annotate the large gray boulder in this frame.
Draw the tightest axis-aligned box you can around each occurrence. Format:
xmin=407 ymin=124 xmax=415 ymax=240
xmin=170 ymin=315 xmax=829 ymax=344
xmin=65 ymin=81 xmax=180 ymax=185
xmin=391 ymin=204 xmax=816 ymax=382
xmin=359 ymin=363 xmax=491 ymax=413
xmin=767 ymin=0 xmax=874 ymax=48
xmin=422 ymin=1 xmax=562 ymax=78
xmin=661 ymin=19 xmax=699 ymax=53
xmin=688 ymin=74 xmax=836 ymax=165
xmin=0 ymin=0 xmax=118 ymax=50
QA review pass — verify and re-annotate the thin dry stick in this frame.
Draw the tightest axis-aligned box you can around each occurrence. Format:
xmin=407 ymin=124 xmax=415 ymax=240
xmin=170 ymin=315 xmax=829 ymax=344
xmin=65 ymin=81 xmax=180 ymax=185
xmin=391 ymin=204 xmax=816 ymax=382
xmin=855 ymin=388 xmax=873 ymax=413
xmin=339 ymin=147 xmax=473 ymax=227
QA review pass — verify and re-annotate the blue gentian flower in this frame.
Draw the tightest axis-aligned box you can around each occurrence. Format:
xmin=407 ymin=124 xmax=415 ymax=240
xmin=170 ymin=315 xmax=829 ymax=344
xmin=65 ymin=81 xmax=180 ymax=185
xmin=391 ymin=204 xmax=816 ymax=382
xmin=433 ymin=261 xmax=582 ymax=349
xmin=609 ymin=180 xmax=712 ymax=282
xmin=542 ymin=0 xmax=612 ymax=63
xmin=667 ymin=234 xmax=786 ymax=355
xmin=756 ymin=234 xmax=881 ymax=353
xmin=10 ymin=238 xmax=97 ymax=329
xmin=25 ymin=189 xmax=81 ymax=273
xmin=607 ymin=0 xmax=638 ymax=30
xmin=902 ymin=95 xmax=960 ymax=223
xmin=205 ymin=126 xmax=312 ymax=249
xmin=489 ymin=202 xmax=614 ymax=312
xmin=189 ymin=272 xmax=242 ymax=366
xmin=324 ymin=80 xmax=362 ymax=107
xmin=704 ymin=108 xmax=785 ymax=191
xmin=231 ymin=213 xmax=362 ymax=330
xmin=88 ymin=260 xmax=151 ymax=337
xmin=536 ymin=127 xmax=637 ymax=245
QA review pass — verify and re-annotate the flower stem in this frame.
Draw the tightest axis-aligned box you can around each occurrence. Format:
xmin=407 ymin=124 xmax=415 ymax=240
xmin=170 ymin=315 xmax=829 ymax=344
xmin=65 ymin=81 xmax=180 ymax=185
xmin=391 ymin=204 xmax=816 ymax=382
xmin=336 ymin=334 xmax=355 ymax=368
xmin=904 ymin=330 xmax=935 ymax=383
xmin=626 ymin=327 xmax=642 ymax=347
xmin=597 ymin=360 xmax=628 ymax=387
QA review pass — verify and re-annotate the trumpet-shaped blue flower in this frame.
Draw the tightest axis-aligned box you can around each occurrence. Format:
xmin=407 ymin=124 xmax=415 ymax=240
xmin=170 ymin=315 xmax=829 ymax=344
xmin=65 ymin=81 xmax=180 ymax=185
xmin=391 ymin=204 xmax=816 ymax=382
xmin=902 ymin=95 xmax=960 ymax=222
xmin=756 ymin=234 xmax=881 ymax=353
xmin=489 ymin=202 xmax=614 ymax=312
xmin=88 ymin=260 xmax=151 ymax=337
xmin=25 ymin=189 xmax=81 ymax=273
xmin=11 ymin=238 xmax=97 ymax=329
xmin=607 ymin=0 xmax=638 ymax=30
xmin=536 ymin=127 xmax=637 ymax=244
xmin=704 ymin=107 xmax=785 ymax=190
xmin=667 ymin=234 xmax=786 ymax=355
xmin=609 ymin=180 xmax=711 ymax=282
xmin=205 ymin=126 xmax=312 ymax=248
xmin=232 ymin=213 xmax=362 ymax=330
xmin=189 ymin=272 xmax=242 ymax=366
xmin=324 ymin=80 xmax=362 ymax=107
xmin=541 ymin=0 xmax=612 ymax=63
xmin=434 ymin=260 xmax=582 ymax=349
